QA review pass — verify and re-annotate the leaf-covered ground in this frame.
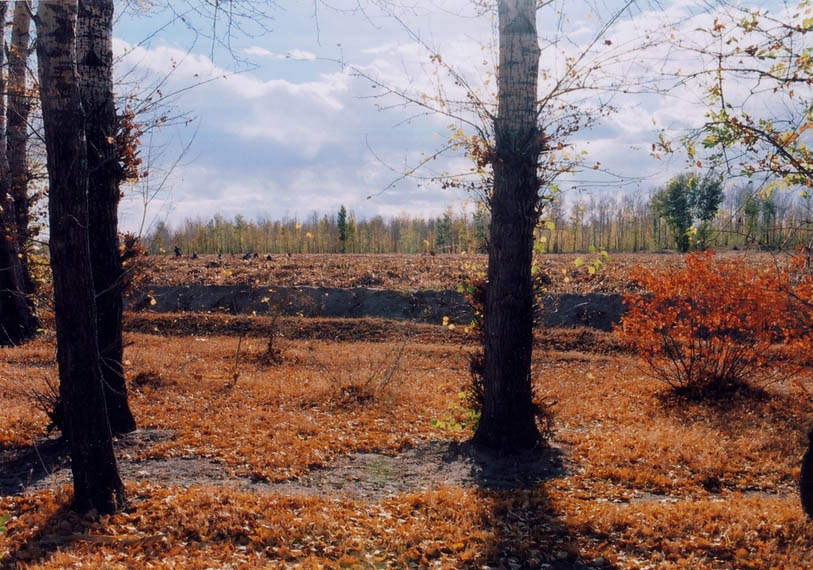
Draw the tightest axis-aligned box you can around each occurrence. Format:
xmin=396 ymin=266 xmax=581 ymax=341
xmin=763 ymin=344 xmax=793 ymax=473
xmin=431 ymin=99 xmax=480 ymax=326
xmin=2 ymin=325 xmax=812 ymax=568
xmin=2 ymin=250 xmax=812 ymax=568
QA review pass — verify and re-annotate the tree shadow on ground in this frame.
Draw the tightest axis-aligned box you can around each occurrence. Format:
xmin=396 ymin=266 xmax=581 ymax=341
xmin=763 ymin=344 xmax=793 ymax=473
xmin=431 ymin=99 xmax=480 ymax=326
xmin=0 ymin=438 xmax=83 ymax=567
xmin=455 ymin=442 xmax=612 ymax=570
xmin=657 ymin=385 xmax=810 ymax=440
xmin=0 ymin=436 xmax=68 ymax=496
xmin=0 ymin=500 xmax=79 ymax=568
xmin=0 ymin=438 xmax=617 ymax=568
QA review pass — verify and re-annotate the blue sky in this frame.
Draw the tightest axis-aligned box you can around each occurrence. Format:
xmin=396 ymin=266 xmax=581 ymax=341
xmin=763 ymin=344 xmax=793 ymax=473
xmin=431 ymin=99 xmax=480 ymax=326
xmin=112 ymin=0 xmax=781 ymax=234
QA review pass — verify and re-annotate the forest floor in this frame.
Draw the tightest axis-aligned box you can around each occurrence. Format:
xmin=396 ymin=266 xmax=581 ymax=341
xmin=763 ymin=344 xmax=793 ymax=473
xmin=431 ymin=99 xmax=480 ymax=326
xmin=1 ymin=251 xmax=812 ymax=569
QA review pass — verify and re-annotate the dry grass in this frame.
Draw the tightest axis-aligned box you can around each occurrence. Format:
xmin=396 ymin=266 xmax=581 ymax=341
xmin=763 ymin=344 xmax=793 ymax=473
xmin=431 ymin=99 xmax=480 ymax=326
xmin=1 ymin=326 xmax=812 ymax=568
xmin=118 ymin=334 xmax=468 ymax=480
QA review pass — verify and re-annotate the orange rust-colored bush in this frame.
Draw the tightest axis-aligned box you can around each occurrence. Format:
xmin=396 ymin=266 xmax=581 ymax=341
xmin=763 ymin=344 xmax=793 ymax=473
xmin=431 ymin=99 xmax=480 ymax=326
xmin=618 ymin=251 xmax=812 ymax=399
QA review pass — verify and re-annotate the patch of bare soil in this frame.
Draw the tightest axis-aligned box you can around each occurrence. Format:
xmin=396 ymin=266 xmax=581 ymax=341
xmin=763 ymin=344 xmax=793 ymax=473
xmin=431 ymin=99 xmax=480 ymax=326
xmin=2 ymin=432 xmax=565 ymax=505
xmin=0 ymin=430 xmax=174 ymax=495
xmin=267 ymin=441 xmax=566 ymax=502
xmin=0 ymin=430 xmax=262 ymax=496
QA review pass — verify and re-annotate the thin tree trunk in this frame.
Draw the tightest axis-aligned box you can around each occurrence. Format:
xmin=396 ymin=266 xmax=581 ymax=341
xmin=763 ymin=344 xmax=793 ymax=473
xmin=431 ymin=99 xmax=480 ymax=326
xmin=78 ymin=0 xmax=135 ymax=435
xmin=8 ymin=0 xmax=32 ymax=265
xmin=0 ymin=0 xmax=37 ymax=346
xmin=37 ymin=0 xmax=125 ymax=514
xmin=473 ymin=0 xmax=541 ymax=452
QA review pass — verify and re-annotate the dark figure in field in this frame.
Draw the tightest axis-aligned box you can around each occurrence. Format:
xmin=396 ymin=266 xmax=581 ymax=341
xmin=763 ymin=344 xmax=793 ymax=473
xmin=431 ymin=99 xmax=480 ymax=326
xmin=253 ymin=252 xmax=259 ymax=259
xmin=800 ymin=428 xmax=813 ymax=516
xmin=173 ymin=246 xmax=181 ymax=257
xmin=265 ymin=254 xmax=273 ymax=261
xmin=192 ymin=251 xmax=198 ymax=259
xmin=242 ymin=252 xmax=253 ymax=261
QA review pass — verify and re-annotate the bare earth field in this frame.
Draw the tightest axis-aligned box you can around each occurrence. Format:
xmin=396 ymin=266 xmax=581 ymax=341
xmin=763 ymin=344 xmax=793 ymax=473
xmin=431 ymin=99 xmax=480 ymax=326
xmin=135 ymin=251 xmax=789 ymax=292
xmin=1 ymin=252 xmax=812 ymax=569
xmin=136 ymin=252 xmax=649 ymax=293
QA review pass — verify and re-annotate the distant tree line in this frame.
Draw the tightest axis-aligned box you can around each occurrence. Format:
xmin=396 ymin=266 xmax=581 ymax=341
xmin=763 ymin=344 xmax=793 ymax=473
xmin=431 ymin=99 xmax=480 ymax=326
xmin=148 ymin=206 xmax=490 ymax=255
xmin=543 ymin=184 xmax=813 ymax=254
xmin=148 ymin=187 xmax=813 ymax=256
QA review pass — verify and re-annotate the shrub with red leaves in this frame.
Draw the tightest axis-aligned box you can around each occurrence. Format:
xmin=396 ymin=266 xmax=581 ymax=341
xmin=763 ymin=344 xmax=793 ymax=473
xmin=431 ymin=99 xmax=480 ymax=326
xmin=618 ymin=251 xmax=812 ymax=400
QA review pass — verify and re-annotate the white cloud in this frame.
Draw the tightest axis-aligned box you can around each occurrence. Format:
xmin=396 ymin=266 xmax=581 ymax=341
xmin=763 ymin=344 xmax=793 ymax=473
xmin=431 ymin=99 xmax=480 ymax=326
xmin=242 ymin=46 xmax=274 ymax=57
xmin=241 ymin=46 xmax=317 ymax=60
xmin=288 ymin=49 xmax=317 ymax=61
xmin=115 ymin=39 xmax=346 ymax=106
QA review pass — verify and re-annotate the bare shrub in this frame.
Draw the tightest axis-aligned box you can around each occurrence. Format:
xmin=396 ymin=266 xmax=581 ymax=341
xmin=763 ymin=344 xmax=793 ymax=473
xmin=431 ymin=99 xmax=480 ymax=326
xmin=255 ymin=288 xmax=318 ymax=366
xmin=2 ymin=375 xmax=64 ymax=434
xmin=314 ymin=337 xmax=410 ymax=407
xmin=130 ymin=370 xmax=170 ymax=390
xmin=261 ymin=310 xmax=284 ymax=365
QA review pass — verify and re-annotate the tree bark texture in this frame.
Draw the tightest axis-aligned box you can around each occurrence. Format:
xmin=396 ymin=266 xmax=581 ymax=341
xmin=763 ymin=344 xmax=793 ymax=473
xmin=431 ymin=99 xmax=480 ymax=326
xmin=78 ymin=0 xmax=136 ymax=435
xmin=37 ymin=0 xmax=125 ymax=514
xmin=8 ymin=0 xmax=32 ymax=263
xmin=473 ymin=0 xmax=541 ymax=452
xmin=0 ymin=0 xmax=37 ymax=346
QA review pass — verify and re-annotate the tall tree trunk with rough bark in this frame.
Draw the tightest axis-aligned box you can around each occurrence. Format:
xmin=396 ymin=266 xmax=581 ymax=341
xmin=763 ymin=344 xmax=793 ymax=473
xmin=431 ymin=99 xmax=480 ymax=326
xmin=0 ymin=0 xmax=37 ymax=346
xmin=473 ymin=0 xmax=541 ymax=452
xmin=37 ymin=0 xmax=125 ymax=514
xmin=78 ymin=0 xmax=136 ymax=435
xmin=7 ymin=1 xmax=34 ymax=299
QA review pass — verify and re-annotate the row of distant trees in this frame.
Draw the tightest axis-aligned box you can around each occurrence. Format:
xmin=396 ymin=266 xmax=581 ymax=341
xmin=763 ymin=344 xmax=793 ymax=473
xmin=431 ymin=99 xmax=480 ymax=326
xmin=148 ymin=186 xmax=813 ymax=256
xmin=148 ymin=206 xmax=489 ymax=255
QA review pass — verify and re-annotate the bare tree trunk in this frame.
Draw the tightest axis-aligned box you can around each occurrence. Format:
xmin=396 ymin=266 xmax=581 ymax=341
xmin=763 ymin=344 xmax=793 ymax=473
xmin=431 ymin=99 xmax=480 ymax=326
xmin=37 ymin=0 xmax=125 ymax=514
xmin=7 ymin=1 xmax=33 ymax=285
xmin=0 ymin=0 xmax=37 ymax=346
xmin=78 ymin=0 xmax=136 ymax=435
xmin=473 ymin=0 xmax=541 ymax=452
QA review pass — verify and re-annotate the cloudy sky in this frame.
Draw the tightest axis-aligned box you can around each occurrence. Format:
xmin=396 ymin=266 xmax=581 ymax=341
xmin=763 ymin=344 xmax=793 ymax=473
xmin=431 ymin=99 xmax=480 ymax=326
xmin=111 ymin=0 xmax=776 ymax=234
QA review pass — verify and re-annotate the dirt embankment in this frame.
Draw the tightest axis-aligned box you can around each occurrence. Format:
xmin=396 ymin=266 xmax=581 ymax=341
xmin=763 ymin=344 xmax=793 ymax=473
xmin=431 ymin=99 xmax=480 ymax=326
xmin=128 ymin=285 xmax=474 ymax=324
xmin=125 ymin=251 xmax=698 ymax=330
xmin=127 ymin=285 xmax=625 ymax=330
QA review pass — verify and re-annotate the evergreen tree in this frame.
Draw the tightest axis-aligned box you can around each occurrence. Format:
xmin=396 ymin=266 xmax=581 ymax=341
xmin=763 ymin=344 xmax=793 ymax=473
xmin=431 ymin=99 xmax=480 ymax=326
xmin=472 ymin=205 xmax=489 ymax=253
xmin=434 ymin=209 xmax=453 ymax=252
xmin=337 ymin=205 xmax=347 ymax=253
